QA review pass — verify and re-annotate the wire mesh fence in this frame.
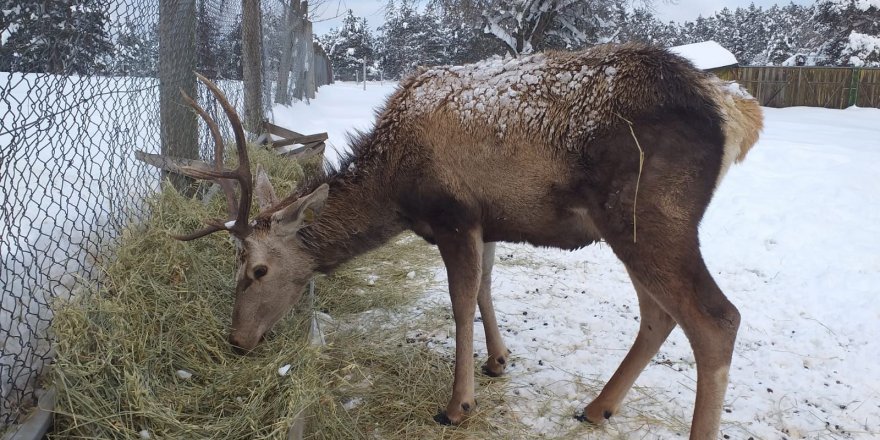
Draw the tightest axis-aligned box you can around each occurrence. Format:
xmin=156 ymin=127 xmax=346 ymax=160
xmin=0 ymin=0 xmax=328 ymax=429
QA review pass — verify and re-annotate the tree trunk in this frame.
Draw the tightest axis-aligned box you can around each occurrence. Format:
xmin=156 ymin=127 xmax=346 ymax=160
xmin=158 ymin=0 xmax=198 ymax=193
xmin=242 ymin=0 xmax=263 ymax=133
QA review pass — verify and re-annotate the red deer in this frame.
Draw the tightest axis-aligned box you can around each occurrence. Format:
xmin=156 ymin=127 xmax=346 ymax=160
xmin=172 ymin=43 xmax=762 ymax=439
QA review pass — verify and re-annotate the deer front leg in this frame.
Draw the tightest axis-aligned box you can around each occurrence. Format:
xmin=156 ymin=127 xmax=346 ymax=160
xmin=580 ymin=269 xmax=675 ymax=423
xmin=477 ymin=242 xmax=510 ymax=377
xmin=433 ymin=227 xmax=483 ymax=425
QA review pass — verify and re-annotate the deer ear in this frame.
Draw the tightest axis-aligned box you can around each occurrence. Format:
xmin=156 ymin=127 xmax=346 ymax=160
xmin=272 ymin=183 xmax=329 ymax=233
xmin=254 ymin=165 xmax=277 ymax=211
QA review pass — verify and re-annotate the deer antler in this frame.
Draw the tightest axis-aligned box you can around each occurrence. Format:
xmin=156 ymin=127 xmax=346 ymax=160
xmin=173 ymin=73 xmax=254 ymax=240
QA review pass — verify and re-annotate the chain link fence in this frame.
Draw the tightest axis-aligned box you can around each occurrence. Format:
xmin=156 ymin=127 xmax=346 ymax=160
xmin=0 ymin=0 xmax=328 ymax=430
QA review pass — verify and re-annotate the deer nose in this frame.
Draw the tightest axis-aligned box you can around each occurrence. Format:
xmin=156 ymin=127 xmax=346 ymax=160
xmin=228 ymin=335 xmax=249 ymax=355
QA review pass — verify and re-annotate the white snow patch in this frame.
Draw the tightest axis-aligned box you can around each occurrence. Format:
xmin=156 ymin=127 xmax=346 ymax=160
xmin=342 ymin=397 xmax=363 ymax=410
xmin=278 ymin=364 xmax=292 ymax=377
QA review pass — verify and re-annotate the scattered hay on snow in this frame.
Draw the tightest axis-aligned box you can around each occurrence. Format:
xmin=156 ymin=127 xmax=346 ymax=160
xmin=49 ymin=148 xmax=525 ymax=439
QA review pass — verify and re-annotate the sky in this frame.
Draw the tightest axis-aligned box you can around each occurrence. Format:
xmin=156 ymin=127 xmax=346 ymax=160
xmin=310 ymin=0 xmax=814 ymax=36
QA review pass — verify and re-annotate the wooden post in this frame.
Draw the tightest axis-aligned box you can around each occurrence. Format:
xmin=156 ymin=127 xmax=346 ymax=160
xmin=158 ymin=0 xmax=198 ymax=193
xmin=363 ymin=59 xmax=366 ymax=90
xmin=292 ymin=1 xmax=308 ymax=101
xmin=305 ymin=19 xmax=315 ymax=100
xmin=275 ymin=0 xmax=300 ymax=105
xmin=242 ymin=0 xmax=263 ymax=132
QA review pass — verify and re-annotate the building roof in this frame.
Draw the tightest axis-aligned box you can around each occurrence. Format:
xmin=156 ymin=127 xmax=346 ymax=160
xmin=668 ymin=41 xmax=738 ymax=70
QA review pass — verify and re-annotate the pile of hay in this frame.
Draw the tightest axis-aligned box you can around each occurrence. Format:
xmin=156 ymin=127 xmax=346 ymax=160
xmin=50 ymin=148 xmax=523 ymax=439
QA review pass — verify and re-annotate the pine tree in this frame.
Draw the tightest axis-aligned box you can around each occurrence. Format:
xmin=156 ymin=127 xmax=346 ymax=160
xmin=321 ymin=10 xmax=375 ymax=81
xmin=429 ymin=0 xmax=505 ymax=65
xmin=217 ymin=18 xmax=243 ymax=80
xmin=113 ymin=20 xmax=158 ymax=76
xmin=815 ymin=0 xmax=880 ymax=66
xmin=737 ymin=4 xmax=769 ymax=65
xmin=0 ymin=0 xmax=114 ymax=74
xmin=617 ymin=7 xmax=677 ymax=46
xmin=376 ymin=0 xmax=449 ymax=79
xmin=766 ymin=33 xmax=795 ymax=65
xmin=197 ymin=0 xmax=222 ymax=79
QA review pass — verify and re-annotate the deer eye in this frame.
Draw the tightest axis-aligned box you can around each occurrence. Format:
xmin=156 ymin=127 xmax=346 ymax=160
xmin=253 ymin=265 xmax=268 ymax=280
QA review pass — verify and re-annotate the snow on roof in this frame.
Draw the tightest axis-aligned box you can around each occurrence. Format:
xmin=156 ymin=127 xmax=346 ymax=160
xmin=668 ymin=41 xmax=738 ymax=70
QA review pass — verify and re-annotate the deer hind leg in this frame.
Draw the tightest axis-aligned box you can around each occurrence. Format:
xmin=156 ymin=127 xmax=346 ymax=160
xmin=578 ymin=135 xmax=740 ymax=437
xmin=580 ymin=269 xmax=676 ymax=423
xmin=433 ymin=226 xmax=483 ymax=425
xmin=588 ymin=217 xmax=740 ymax=439
xmin=478 ymin=242 xmax=511 ymax=377
xmin=625 ymin=253 xmax=739 ymax=440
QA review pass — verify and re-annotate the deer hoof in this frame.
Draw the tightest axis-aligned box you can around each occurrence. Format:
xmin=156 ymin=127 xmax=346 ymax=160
xmin=435 ymin=399 xmax=476 ymax=425
xmin=577 ymin=404 xmax=613 ymax=424
xmin=481 ymin=361 xmax=505 ymax=377
xmin=433 ymin=411 xmax=454 ymax=425
xmin=482 ymin=353 xmax=509 ymax=377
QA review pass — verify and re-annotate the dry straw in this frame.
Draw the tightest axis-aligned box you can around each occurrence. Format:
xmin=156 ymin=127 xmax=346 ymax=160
xmin=49 ymin=147 xmax=524 ymax=439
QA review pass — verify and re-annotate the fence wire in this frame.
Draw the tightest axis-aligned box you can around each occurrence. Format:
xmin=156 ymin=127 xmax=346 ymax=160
xmin=0 ymin=0 xmax=306 ymax=429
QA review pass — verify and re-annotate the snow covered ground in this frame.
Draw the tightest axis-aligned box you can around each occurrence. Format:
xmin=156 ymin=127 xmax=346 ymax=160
xmin=275 ymin=82 xmax=880 ymax=439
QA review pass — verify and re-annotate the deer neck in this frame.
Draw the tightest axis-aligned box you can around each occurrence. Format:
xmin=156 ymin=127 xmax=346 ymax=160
xmin=300 ymin=166 xmax=405 ymax=273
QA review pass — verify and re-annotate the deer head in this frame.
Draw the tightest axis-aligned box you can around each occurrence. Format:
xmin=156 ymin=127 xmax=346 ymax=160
xmin=174 ymin=74 xmax=328 ymax=354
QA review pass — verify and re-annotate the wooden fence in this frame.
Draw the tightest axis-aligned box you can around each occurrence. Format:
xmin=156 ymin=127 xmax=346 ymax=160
xmin=717 ymin=67 xmax=880 ymax=109
xmin=273 ymin=0 xmax=333 ymax=105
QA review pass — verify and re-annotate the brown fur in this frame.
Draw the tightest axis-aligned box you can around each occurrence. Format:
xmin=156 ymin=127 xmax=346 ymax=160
xmin=215 ymin=43 xmax=762 ymax=439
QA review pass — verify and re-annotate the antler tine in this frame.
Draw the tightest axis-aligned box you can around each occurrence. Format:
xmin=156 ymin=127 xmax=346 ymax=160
xmin=195 ymin=73 xmax=253 ymax=235
xmin=171 ymin=221 xmax=228 ymax=241
xmin=180 ymin=89 xmax=239 ymax=218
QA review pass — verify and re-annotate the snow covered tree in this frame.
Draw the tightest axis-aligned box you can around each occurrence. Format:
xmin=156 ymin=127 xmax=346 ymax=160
xmin=376 ymin=0 xmax=448 ymax=78
xmin=320 ymin=10 xmax=374 ymax=81
xmin=196 ymin=0 xmax=223 ymax=78
xmin=735 ymin=4 xmax=770 ymax=65
xmin=617 ymin=7 xmax=678 ymax=46
xmin=113 ymin=20 xmax=158 ymax=76
xmin=815 ymin=0 xmax=880 ymax=66
xmin=216 ymin=18 xmax=243 ymax=79
xmin=426 ymin=0 xmax=510 ymax=64
xmin=479 ymin=0 xmax=634 ymax=56
xmin=0 ymin=0 xmax=114 ymax=74
xmin=757 ymin=2 xmax=818 ymax=65
xmin=765 ymin=33 xmax=796 ymax=65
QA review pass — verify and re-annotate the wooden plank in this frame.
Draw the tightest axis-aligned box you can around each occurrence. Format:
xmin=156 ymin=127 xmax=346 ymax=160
xmin=857 ymin=69 xmax=880 ymax=108
xmin=135 ymin=150 xmax=214 ymax=175
xmin=264 ymin=121 xmax=305 ymax=139
xmin=272 ymin=132 xmax=328 ymax=149
xmin=281 ymin=142 xmax=325 ymax=160
xmin=3 ymin=389 xmax=55 ymax=440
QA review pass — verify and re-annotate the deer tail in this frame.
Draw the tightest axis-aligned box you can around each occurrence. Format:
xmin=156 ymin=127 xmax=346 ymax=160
xmin=713 ymin=79 xmax=763 ymax=185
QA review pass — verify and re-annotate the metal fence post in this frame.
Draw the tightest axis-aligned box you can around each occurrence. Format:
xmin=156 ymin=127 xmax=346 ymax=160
xmin=849 ymin=68 xmax=861 ymax=107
